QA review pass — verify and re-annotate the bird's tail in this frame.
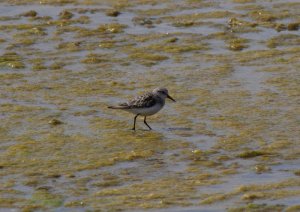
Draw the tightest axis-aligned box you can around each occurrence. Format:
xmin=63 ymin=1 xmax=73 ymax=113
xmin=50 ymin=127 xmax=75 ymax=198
xmin=108 ymin=106 xmax=128 ymax=109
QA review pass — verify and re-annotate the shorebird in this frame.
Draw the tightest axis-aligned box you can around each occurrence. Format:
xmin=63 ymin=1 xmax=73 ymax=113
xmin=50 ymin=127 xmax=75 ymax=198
xmin=108 ymin=87 xmax=176 ymax=130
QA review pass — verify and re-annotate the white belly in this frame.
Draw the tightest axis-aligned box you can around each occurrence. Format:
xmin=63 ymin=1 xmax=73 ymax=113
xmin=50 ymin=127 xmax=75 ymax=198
xmin=125 ymin=104 xmax=163 ymax=116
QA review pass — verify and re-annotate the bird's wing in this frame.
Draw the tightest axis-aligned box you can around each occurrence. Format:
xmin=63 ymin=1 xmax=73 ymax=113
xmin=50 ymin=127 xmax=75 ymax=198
xmin=119 ymin=92 xmax=157 ymax=109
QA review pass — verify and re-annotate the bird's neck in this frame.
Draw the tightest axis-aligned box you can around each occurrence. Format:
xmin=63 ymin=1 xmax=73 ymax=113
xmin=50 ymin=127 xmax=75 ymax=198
xmin=155 ymin=95 xmax=165 ymax=106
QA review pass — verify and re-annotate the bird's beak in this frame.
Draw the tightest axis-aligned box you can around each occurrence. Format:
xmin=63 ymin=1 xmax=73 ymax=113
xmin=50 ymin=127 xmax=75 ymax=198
xmin=167 ymin=94 xmax=176 ymax=102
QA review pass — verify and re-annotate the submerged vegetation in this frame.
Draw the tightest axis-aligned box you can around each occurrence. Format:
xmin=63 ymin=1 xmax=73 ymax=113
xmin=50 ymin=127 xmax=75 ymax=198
xmin=0 ymin=0 xmax=299 ymax=211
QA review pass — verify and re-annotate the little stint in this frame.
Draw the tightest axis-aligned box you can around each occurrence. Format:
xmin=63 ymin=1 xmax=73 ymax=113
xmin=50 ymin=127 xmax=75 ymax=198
xmin=108 ymin=87 xmax=176 ymax=130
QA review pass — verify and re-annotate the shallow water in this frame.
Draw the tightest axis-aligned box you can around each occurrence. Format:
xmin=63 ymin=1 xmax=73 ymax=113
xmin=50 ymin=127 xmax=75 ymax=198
xmin=0 ymin=0 xmax=300 ymax=211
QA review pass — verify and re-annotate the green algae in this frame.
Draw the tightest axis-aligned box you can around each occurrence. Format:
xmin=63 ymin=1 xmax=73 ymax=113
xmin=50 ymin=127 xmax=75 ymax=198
xmin=64 ymin=200 xmax=85 ymax=207
xmin=200 ymin=178 xmax=300 ymax=206
xmin=130 ymin=33 xmax=167 ymax=43
xmin=227 ymin=17 xmax=259 ymax=33
xmin=241 ymin=192 xmax=265 ymax=201
xmin=237 ymin=178 xmax=300 ymax=192
xmin=232 ymin=0 xmax=256 ymax=3
xmin=227 ymin=38 xmax=249 ymax=51
xmin=0 ymin=52 xmax=25 ymax=69
xmin=39 ymin=0 xmax=78 ymax=5
xmin=0 ymin=197 xmax=26 ymax=208
xmin=173 ymin=21 xmax=195 ymax=27
xmin=274 ymin=23 xmax=287 ymax=32
xmin=99 ymin=39 xmax=116 ymax=48
xmin=248 ymin=10 xmax=277 ymax=22
xmin=91 ymin=174 xmax=221 ymax=210
xmin=233 ymin=49 xmax=286 ymax=64
xmin=106 ymin=9 xmax=121 ymax=17
xmin=81 ymin=53 xmax=110 ymax=64
xmin=0 ymin=73 xmax=25 ymax=80
xmin=286 ymin=205 xmax=300 ymax=212
xmin=129 ymin=52 xmax=168 ymax=61
xmin=20 ymin=10 xmax=38 ymax=17
xmin=98 ymin=23 xmax=127 ymax=34
xmin=228 ymin=203 xmax=285 ymax=212
xmin=29 ymin=190 xmax=64 ymax=208
xmin=126 ymin=48 xmax=169 ymax=66
xmin=165 ymin=10 xmax=239 ymax=23
xmin=147 ymin=41 xmax=209 ymax=54
xmin=1 ymin=0 xmax=300 ymax=211
xmin=0 ymin=23 xmax=34 ymax=31
xmin=59 ymin=10 xmax=74 ymax=20
xmin=57 ymin=41 xmax=82 ymax=52
xmin=49 ymin=62 xmax=66 ymax=70
xmin=48 ymin=119 xmax=63 ymax=126
xmin=294 ymin=170 xmax=300 ymax=176
xmin=254 ymin=164 xmax=271 ymax=174
xmin=0 ymin=16 xmax=20 ymax=22
xmin=238 ymin=150 xmax=269 ymax=159
xmin=287 ymin=23 xmax=300 ymax=31
xmin=92 ymin=173 xmax=121 ymax=187
xmin=136 ymin=8 xmax=172 ymax=16
xmin=266 ymin=34 xmax=300 ymax=48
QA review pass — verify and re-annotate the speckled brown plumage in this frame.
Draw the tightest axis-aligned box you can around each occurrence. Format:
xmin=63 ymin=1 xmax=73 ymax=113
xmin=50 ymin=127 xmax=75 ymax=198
xmin=118 ymin=92 xmax=159 ymax=109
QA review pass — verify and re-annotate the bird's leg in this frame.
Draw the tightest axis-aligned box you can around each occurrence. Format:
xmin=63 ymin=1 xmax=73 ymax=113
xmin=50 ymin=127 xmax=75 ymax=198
xmin=143 ymin=116 xmax=152 ymax=130
xmin=132 ymin=114 xmax=139 ymax=130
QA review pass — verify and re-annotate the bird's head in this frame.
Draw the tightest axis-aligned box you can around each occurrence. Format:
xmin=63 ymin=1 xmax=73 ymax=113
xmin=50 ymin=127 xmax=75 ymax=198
xmin=153 ymin=87 xmax=176 ymax=102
